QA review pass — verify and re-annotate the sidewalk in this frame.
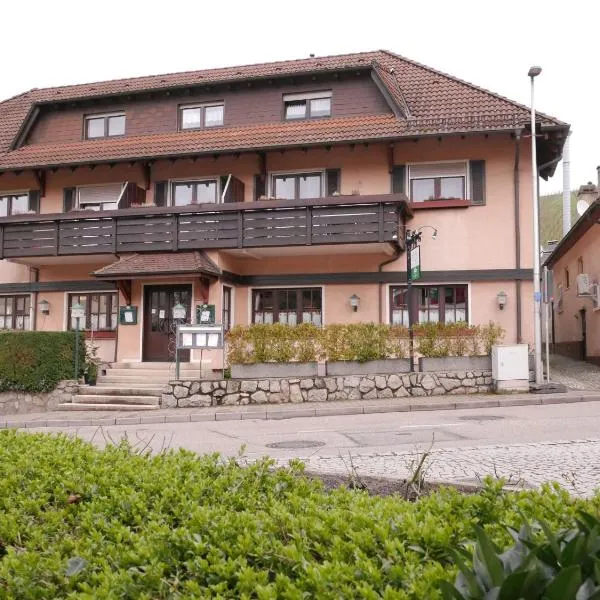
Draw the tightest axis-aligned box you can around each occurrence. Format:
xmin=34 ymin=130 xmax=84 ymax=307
xmin=2 ymin=390 xmax=600 ymax=429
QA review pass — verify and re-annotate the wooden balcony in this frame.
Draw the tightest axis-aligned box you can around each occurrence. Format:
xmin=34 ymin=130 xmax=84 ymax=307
xmin=0 ymin=194 xmax=409 ymax=260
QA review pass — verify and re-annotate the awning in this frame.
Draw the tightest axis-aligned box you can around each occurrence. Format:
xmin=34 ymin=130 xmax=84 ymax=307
xmin=93 ymin=251 xmax=221 ymax=279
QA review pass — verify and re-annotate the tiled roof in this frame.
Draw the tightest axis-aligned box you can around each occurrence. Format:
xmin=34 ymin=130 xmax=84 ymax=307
xmin=93 ymin=251 xmax=221 ymax=278
xmin=0 ymin=49 xmax=568 ymax=171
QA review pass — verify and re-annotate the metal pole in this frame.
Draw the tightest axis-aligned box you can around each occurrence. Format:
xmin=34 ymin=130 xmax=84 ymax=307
xmin=530 ymin=73 xmax=543 ymax=385
xmin=407 ymin=232 xmax=415 ymax=372
xmin=75 ymin=317 xmax=80 ymax=381
xmin=543 ymin=266 xmax=551 ymax=382
xmin=562 ymin=132 xmax=571 ymax=236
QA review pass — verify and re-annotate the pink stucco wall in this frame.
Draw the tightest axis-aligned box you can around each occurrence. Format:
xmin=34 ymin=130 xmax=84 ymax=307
xmin=551 ymin=231 xmax=600 ymax=360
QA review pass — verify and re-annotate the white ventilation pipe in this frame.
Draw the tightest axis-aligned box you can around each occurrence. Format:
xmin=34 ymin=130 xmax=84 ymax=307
xmin=562 ymin=132 xmax=571 ymax=235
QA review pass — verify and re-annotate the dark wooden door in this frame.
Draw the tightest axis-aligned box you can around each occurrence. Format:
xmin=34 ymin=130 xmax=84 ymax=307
xmin=143 ymin=285 xmax=192 ymax=362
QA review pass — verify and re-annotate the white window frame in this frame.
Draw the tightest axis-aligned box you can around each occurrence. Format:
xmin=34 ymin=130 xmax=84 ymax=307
xmin=222 ymin=284 xmax=234 ymax=331
xmin=283 ymin=90 xmax=332 ymax=120
xmin=407 ymin=160 xmax=470 ymax=202
xmin=168 ymin=176 xmax=222 ymax=207
xmin=0 ymin=190 xmax=32 ymax=216
xmin=84 ymin=112 xmax=126 ymax=139
xmin=76 ymin=182 xmax=127 ymax=211
xmin=179 ymin=102 xmax=225 ymax=130
xmin=267 ymin=169 xmax=326 ymax=200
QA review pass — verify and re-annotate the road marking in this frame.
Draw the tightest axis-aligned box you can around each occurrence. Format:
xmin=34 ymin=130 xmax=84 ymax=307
xmin=296 ymin=423 xmax=467 ymax=434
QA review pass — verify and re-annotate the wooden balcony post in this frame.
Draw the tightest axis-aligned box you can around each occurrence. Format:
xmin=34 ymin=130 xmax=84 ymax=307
xmin=0 ymin=225 xmax=3 ymax=260
xmin=54 ymin=221 xmax=60 ymax=255
xmin=378 ymin=202 xmax=385 ymax=243
xmin=237 ymin=211 xmax=243 ymax=248
xmin=172 ymin=214 xmax=179 ymax=251
xmin=306 ymin=206 xmax=312 ymax=245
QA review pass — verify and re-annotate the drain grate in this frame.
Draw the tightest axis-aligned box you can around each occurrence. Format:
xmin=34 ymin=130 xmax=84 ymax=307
xmin=459 ymin=415 xmax=505 ymax=422
xmin=266 ymin=440 xmax=326 ymax=449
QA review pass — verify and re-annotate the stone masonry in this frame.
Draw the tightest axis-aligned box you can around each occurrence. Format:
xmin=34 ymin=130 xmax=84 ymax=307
xmin=161 ymin=371 xmax=493 ymax=408
xmin=0 ymin=380 xmax=79 ymax=415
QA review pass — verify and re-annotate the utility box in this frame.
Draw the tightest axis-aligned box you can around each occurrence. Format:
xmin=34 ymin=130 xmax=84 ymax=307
xmin=491 ymin=344 xmax=529 ymax=392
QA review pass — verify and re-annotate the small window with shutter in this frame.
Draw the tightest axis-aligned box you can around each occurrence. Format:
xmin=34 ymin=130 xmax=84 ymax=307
xmin=77 ymin=183 xmax=126 ymax=211
xmin=408 ymin=162 xmax=468 ymax=202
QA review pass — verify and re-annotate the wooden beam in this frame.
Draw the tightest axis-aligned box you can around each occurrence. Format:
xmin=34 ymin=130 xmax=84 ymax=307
xmin=258 ymin=151 xmax=267 ymax=181
xmin=143 ymin=162 xmax=152 ymax=191
xmin=387 ymin=144 xmax=394 ymax=174
xmin=198 ymin=277 xmax=210 ymax=303
xmin=116 ymin=280 xmax=132 ymax=305
xmin=33 ymin=169 xmax=47 ymax=197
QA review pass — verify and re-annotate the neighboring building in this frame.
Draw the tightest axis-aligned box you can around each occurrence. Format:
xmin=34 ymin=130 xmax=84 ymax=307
xmin=544 ymin=178 xmax=600 ymax=365
xmin=0 ymin=50 xmax=568 ymax=368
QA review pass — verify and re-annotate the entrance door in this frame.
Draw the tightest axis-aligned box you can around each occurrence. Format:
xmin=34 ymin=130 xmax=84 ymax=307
xmin=143 ymin=285 xmax=192 ymax=362
xmin=580 ymin=309 xmax=587 ymax=361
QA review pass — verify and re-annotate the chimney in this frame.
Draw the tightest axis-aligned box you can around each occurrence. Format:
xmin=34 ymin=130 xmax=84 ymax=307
xmin=577 ymin=181 xmax=599 ymax=208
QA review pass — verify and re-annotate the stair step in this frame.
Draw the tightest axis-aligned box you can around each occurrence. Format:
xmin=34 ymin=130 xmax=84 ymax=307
xmin=109 ymin=362 xmax=207 ymax=370
xmin=97 ymin=376 xmax=174 ymax=384
xmin=79 ymin=386 xmax=164 ymax=397
xmin=102 ymin=369 xmax=204 ymax=378
xmin=58 ymin=403 xmax=160 ymax=411
xmin=95 ymin=382 xmax=168 ymax=390
xmin=76 ymin=394 xmax=160 ymax=405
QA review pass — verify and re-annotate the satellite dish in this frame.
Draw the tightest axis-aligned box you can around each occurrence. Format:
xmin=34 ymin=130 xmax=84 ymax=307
xmin=576 ymin=199 xmax=590 ymax=216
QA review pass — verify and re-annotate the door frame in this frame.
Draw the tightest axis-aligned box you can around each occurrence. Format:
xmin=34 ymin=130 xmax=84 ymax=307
xmin=140 ymin=281 xmax=195 ymax=362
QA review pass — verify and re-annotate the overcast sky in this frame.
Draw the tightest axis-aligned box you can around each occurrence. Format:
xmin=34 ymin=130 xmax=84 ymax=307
xmin=2 ymin=0 xmax=596 ymax=195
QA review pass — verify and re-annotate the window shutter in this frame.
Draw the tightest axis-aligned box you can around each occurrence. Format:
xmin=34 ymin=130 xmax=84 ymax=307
xmin=28 ymin=190 xmax=40 ymax=214
xmin=391 ymin=165 xmax=406 ymax=194
xmin=326 ymin=168 xmax=341 ymax=196
xmin=154 ymin=181 xmax=168 ymax=207
xmin=63 ymin=188 xmax=76 ymax=212
xmin=254 ymin=175 xmax=266 ymax=201
xmin=469 ymin=160 xmax=486 ymax=206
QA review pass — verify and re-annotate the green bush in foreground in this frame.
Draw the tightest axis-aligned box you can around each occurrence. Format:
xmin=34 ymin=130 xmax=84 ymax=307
xmin=0 ymin=431 xmax=598 ymax=599
xmin=0 ymin=331 xmax=86 ymax=392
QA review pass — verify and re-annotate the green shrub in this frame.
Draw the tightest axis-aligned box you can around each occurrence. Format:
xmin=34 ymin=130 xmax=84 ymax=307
xmin=0 ymin=432 xmax=598 ymax=598
xmin=0 ymin=331 xmax=86 ymax=392
xmin=441 ymin=511 xmax=600 ymax=599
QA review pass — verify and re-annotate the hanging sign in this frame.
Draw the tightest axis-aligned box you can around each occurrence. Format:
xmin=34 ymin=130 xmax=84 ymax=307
xmin=410 ymin=245 xmax=421 ymax=281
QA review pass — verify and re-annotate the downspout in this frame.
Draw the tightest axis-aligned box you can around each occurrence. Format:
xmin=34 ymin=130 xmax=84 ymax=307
xmin=31 ymin=267 xmax=39 ymax=331
xmin=562 ymin=133 xmax=571 ymax=235
xmin=513 ymin=129 xmax=522 ymax=343
xmin=378 ymin=243 xmax=401 ymax=324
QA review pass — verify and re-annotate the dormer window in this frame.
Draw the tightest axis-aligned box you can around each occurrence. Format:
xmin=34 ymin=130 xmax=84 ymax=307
xmin=180 ymin=103 xmax=224 ymax=130
xmin=85 ymin=112 xmax=126 ymax=139
xmin=284 ymin=91 xmax=332 ymax=120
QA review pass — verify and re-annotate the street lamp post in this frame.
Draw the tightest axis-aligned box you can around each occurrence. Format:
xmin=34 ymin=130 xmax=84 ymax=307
xmin=70 ymin=302 xmax=86 ymax=381
xmin=405 ymin=226 xmax=437 ymax=372
xmin=528 ymin=65 xmax=543 ymax=385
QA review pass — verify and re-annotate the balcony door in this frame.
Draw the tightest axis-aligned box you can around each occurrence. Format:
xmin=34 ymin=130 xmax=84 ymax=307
xmin=143 ymin=285 xmax=192 ymax=362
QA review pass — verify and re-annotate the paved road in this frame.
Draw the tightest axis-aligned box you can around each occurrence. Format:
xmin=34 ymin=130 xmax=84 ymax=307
xmin=27 ymin=401 xmax=600 ymax=497
xmin=550 ymin=354 xmax=600 ymax=391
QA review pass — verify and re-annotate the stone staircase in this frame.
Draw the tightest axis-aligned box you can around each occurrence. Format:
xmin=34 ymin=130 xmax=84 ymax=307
xmin=59 ymin=362 xmax=205 ymax=411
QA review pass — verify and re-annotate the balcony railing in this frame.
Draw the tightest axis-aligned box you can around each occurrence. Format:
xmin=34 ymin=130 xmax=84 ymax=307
xmin=0 ymin=194 xmax=409 ymax=259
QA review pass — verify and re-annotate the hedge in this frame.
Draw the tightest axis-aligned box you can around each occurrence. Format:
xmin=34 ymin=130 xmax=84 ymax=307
xmin=0 ymin=331 xmax=86 ymax=393
xmin=226 ymin=322 xmax=505 ymax=364
xmin=0 ymin=431 xmax=598 ymax=598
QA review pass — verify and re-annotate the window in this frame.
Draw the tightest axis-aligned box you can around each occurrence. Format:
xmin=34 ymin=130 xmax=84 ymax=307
xmin=271 ymin=172 xmax=322 ymax=200
xmin=180 ymin=103 xmax=224 ymax=130
xmin=0 ymin=295 xmax=30 ymax=330
xmin=222 ymin=286 xmax=232 ymax=332
xmin=408 ymin=162 xmax=467 ymax=202
xmin=390 ymin=285 xmax=468 ymax=325
xmin=565 ymin=267 xmax=570 ymax=289
xmin=0 ymin=192 xmax=32 ymax=216
xmin=284 ymin=91 xmax=332 ymax=120
xmin=171 ymin=179 xmax=219 ymax=206
xmin=85 ymin=113 xmax=126 ymax=139
xmin=68 ymin=293 xmax=118 ymax=331
xmin=252 ymin=288 xmax=322 ymax=326
xmin=77 ymin=183 xmax=126 ymax=211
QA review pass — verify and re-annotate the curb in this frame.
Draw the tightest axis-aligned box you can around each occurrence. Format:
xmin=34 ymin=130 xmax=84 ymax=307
xmin=2 ymin=393 xmax=599 ymax=430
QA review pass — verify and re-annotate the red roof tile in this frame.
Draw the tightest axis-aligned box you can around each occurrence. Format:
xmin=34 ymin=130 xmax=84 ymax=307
xmin=93 ymin=252 xmax=221 ymax=278
xmin=0 ymin=49 xmax=568 ymax=171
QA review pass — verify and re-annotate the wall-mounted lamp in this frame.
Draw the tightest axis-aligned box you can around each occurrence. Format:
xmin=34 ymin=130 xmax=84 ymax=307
xmin=496 ymin=291 xmax=508 ymax=310
xmin=349 ymin=294 xmax=360 ymax=312
xmin=38 ymin=299 xmax=50 ymax=315
xmin=172 ymin=302 xmax=187 ymax=321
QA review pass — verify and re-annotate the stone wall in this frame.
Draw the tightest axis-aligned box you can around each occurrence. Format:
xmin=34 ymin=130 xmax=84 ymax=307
xmin=0 ymin=380 xmax=78 ymax=415
xmin=162 ymin=371 xmax=493 ymax=408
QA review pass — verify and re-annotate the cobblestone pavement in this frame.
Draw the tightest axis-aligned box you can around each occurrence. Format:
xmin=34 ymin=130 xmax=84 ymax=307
xmin=550 ymin=354 xmax=600 ymax=391
xmin=282 ymin=438 xmax=600 ymax=497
